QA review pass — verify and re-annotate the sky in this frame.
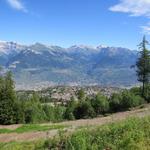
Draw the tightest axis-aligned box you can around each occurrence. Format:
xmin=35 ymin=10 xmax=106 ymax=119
xmin=0 ymin=0 xmax=150 ymax=49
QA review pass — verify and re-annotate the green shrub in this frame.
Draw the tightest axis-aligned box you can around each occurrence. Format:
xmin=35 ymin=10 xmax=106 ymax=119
xmin=121 ymin=90 xmax=145 ymax=109
xmin=40 ymin=96 xmax=53 ymax=103
xmin=130 ymin=87 xmax=141 ymax=96
xmin=110 ymin=90 xmax=145 ymax=112
xmin=130 ymin=85 xmax=150 ymax=103
xmin=77 ymin=89 xmax=86 ymax=100
xmin=13 ymin=100 xmax=25 ymax=124
xmin=74 ymin=100 xmax=95 ymax=119
xmin=92 ymin=93 xmax=109 ymax=115
xmin=42 ymin=105 xmax=56 ymax=121
xmin=144 ymin=84 xmax=150 ymax=102
xmin=24 ymin=94 xmax=47 ymax=123
xmin=109 ymin=93 xmax=123 ymax=112
xmin=65 ymin=97 xmax=77 ymax=120
xmin=53 ymin=106 xmax=66 ymax=122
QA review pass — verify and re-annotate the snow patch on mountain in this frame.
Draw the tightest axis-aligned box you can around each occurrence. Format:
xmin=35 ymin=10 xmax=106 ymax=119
xmin=9 ymin=61 xmax=20 ymax=69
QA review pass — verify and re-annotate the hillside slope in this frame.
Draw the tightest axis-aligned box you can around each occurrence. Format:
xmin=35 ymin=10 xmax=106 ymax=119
xmin=0 ymin=104 xmax=149 ymax=142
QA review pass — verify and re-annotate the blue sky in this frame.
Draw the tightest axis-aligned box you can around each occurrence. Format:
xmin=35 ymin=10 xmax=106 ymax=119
xmin=0 ymin=0 xmax=150 ymax=49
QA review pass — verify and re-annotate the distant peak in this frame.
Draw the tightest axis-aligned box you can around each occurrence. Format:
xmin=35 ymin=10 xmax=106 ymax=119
xmin=96 ymin=45 xmax=108 ymax=49
xmin=33 ymin=42 xmax=45 ymax=46
xmin=69 ymin=45 xmax=96 ymax=49
xmin=0 ymin=40 xmax=7 ymax=43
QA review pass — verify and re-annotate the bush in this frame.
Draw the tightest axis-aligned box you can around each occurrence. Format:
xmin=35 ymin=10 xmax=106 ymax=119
xmin=53 ymin=106 xmax=66 ymax=122
xmin=92 ymin=93 xmax=109 ymax=115
xmin=144 ymin=84 xmax=150 ymax=102
xmin=77 ymin=89 xmax=86 ymax=100
xmin=40 ymin=96 xmax=53 ymax=103
xmin=74 ymin=100 xmax=95 ymax=119
xmin=65 ymin=97 xmax=77 ymax=120
xmin=42 ymin=105 xmax=56 ymax=121
xmin=121 ymin=90 xmax=144 ymax=109
xmin=109 ymin=93 xmax=123 ymax=112
xmin=13 ymin=100 xmax=25 ymax=124
xmin=130 ymin=87 xmax=141 ymax=96
xmin=110 ymin=90 xmax=145 ymax=112
xmin=24 ymin=94 xmax=47 ymax=123
xmin=130 ymin=85 xmax=150 ymax=103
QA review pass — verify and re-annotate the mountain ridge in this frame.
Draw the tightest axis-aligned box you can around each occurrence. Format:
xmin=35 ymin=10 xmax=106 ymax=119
xmin=0 ymin=41 xmax=138 ymax=90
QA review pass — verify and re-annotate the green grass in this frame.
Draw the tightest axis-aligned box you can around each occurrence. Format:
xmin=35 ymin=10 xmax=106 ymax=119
xmin=0 ymin=124 xmax=67 ymax=134
xmin=0 ymin=141 xmax=44 ymax=150
xmin=0 ymin=129 xmax=12 ymax=134
xmin=44 ymin=116 xmax=150 ymax=150
xmin=0 ymin=116 xmax=150 ymax=150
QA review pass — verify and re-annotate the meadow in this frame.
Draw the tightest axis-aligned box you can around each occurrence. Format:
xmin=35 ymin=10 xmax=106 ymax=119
xmin=0 ymin=116 xmax=150 ymax=150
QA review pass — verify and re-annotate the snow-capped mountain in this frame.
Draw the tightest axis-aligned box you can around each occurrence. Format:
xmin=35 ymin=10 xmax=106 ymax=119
xmin=0 ymin=41 xmax=138 ymax=89
xmin=0 ymin=41 xmax=25 ymax=55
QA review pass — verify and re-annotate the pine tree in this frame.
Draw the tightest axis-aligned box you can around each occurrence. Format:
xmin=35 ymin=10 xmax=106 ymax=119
xmin=136 ymin=36 xmax=150 ymax=97
xmin=0 ymin=71 xmax=16 ymax=125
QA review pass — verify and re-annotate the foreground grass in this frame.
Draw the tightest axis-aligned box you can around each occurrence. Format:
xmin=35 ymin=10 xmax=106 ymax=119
xmin=0 ymin=116 xmax=150 ymax=150
xmin=0 ymin=141 xmax=44 ymax=150
xmin=44 ymin=117 xmax=150 ymax=150
xmin=0 ymin=124 xmax=66 ymax=134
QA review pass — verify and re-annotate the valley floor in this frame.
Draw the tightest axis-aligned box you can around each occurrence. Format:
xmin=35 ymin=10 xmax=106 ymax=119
xmin=0 ymin=104 xmax=150 ymax=143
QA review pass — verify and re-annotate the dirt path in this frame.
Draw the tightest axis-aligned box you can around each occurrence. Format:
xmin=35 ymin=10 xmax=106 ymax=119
xmin=0 ymin=105 xmax=150 ymax=142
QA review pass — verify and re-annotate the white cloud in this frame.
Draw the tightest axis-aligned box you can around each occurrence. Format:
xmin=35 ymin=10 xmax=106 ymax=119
xmin=6 ymin=0 xmax=27 ymax=12
xmin=141 ymin=23 xmax=150 ymax=34
xmin=109 ymin=0 xmax=150 ymax=35
xmin=109 ymin=0 xmax=150 ymax=17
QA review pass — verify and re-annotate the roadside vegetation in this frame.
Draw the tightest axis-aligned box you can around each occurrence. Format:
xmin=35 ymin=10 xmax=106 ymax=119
xmin=0 ymin=116 xmax=149 ymax=150
xmin=43 ymin=116 xmax=150 ymax=150
xmin=0 ymin=124 xmax=66 ymax=134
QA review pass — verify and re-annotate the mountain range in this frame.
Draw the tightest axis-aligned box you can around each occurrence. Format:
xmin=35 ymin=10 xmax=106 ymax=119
xmin=0 ymin=41 xmax=138 ymax=90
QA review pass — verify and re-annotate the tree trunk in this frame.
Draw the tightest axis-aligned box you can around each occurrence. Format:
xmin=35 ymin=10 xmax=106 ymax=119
xmin=142 ymin=81 xmax=145 ymax=98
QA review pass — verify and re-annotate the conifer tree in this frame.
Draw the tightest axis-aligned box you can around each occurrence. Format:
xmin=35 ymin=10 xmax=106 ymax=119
xmin=0 ymin=71 xmax=16 ymax=124
xmin=136 ymin=36 xmax=150 ymax=97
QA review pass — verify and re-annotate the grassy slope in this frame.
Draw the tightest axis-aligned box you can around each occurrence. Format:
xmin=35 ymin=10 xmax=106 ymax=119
xmin=0 ymin=124 xmax=66 ymax=134
xmin=0 ymin=116 xmax=150 ymax=150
